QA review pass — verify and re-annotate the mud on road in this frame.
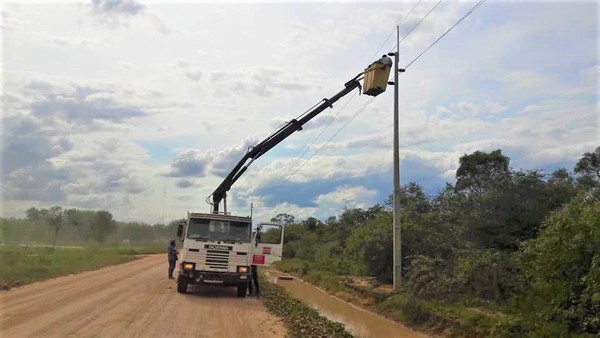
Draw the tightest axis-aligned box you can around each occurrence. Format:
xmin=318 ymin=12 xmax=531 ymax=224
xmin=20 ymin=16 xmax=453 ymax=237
xmin=0 ymin=254 xmax=286 ymax=338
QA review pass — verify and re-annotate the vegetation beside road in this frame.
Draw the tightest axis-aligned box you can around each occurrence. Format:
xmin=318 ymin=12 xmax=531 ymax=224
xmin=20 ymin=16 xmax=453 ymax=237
xmin=259 ymin=273 xmax=353 ymax=338
xmin=270 ymin=147 xmax=600 ymax=337
xmin=1 ymin=208 xmax=181 ymax=249
xmin=0 ymin=205 xmax=177 ymax=290
xmin=276 ymin=258 xmax=500 ymax=336
xmin=0 ymin=246 xmax=162 ymax=289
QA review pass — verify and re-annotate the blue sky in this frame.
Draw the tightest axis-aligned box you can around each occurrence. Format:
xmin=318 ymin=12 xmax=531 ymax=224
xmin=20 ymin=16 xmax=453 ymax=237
xmin=1 ymin=0 xmax=598 ymax=223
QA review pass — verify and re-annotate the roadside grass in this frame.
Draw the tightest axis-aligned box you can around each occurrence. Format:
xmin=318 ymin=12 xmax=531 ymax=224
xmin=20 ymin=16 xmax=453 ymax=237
xmin=0 ymin=245 xmax=161 ymax=289
xmin=275 ymin=259 xmax=515 ymax=337
xmin=110 ymin=243 xmax=166 ymax=255
xmin=259 ymin=272 xmax=353 ymax=338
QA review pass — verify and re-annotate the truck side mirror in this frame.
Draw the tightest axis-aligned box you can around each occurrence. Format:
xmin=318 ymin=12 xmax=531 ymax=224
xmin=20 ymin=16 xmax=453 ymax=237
xmin=177 ymin=222 xmax=184 ymax=239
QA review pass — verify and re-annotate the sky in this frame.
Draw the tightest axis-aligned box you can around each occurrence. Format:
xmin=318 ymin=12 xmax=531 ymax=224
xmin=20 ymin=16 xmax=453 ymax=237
xmin=1 ymin=0 xmax=598 ymax=224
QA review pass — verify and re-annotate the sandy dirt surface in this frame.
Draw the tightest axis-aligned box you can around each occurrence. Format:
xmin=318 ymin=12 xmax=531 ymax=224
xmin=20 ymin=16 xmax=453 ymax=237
xmin=0 ymin=255 xmax=287 ymax=338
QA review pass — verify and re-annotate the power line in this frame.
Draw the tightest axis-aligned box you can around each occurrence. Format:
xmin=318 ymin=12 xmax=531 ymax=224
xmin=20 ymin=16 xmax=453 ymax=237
xmin=405 ymin=0 xmax=487 ymax=69
xmin=283 ymin=0 xmax=425 ymax=181
xmin=264 ymin=91 xmax=358 ymax=193
xmin=285 ymin=97 xmax=376 ymax=182
xmin=268 ymin=97 xmax=377 ymax=219
xmin=389 ymin=0 xmax=445 ymax=53
xmin=399 ymin=0 xmax=425 ymax=27
xmin=367 ymin=0 xmax=424 ymax=64
xmin=265 ymin=99 xmax=325 ymax=139
xmin=297 ymin=92 xmax=357 ymax=162
xmin=368 ymin=28 xmax=396 ymax=64
xmin=262 ymin=2 xmax=429 ymax=218
xmin=282 ymin=1 xmax=424 ymax=176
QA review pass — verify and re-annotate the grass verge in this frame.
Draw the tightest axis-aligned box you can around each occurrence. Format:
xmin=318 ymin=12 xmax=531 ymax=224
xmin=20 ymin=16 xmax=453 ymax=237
xmin=259 ymin=272 xmax=353 ymax=338
xmin=0 ymin=245 xmax=156 ymax=289
xmin=275 ymin=258 xmax=506 ymax=337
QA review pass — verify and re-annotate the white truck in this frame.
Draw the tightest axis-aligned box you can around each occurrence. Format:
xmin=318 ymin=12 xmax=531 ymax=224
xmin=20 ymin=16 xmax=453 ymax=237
xmin=175 ymin=212 xmax=283 ymax=297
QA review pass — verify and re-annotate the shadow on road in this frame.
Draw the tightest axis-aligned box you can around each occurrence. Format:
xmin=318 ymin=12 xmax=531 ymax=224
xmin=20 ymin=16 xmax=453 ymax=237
xmin=184 ymin=284 xmax=240 ymax=298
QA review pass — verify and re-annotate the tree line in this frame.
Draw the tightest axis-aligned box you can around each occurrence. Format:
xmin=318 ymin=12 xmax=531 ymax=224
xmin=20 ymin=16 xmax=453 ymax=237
xmin=271 ymin=146 xmax=600 ymax=335
xmin=1 ymin=207 xmax=182 ymax=248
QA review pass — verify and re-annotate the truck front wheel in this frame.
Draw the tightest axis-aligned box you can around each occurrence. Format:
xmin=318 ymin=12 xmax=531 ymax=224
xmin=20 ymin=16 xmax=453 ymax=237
xmin=236 ymin=283 xmax=247 ymax=298
xmin=177 ymin=275 xmax=188 ymax=294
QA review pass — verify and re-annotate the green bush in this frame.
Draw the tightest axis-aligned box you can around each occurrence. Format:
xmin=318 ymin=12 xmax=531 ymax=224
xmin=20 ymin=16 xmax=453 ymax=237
xmin=519 ymin=195 xmax=600 ymax=334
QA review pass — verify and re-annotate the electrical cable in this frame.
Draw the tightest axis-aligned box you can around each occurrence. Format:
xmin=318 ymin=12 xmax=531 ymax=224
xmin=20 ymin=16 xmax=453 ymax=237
xmin=296 ymin=91 xmax=358 ymax=162
xmin=285 ymin=97 xmax=376 ymax=182
xmin=367 ymin=0 xmax=425 ymax=64
xmin=264 ymin=0 xmax=487 ymax=219
xmin=265 ymin=99 xmax=325 ymax=140
xmin=267 ymin=97 xmax=377 ymax=219
xmin=368 ymin=28 xmax=395 ymax=64
xmin=206 ymin=96 xmax=338 ymax=206
xmin=404 ymin=0 xmax=487 ymax=69
xmin=389 ymin=0 xmax=445 ymax=54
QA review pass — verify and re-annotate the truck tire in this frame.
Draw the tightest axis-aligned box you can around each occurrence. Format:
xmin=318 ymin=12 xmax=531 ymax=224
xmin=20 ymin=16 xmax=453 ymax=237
xmin=236 ymin=283 xmax=247 ymax=298
xmin=177 ymin=276 xmax=188 ymax=294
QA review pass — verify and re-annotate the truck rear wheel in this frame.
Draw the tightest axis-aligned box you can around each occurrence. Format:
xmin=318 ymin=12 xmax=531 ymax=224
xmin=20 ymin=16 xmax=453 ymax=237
xmin=177 ymin=276 xmax=188 ymax=294
xmin=236 ymin=283 xmax=247 ymax=298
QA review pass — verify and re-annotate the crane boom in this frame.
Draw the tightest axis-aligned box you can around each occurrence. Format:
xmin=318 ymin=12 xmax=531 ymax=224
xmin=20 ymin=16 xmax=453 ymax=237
xmin=210 ymin=73 xmax=363 ymax=212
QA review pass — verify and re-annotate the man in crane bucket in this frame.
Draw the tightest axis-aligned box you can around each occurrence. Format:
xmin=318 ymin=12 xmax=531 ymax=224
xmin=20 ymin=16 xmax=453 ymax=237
xmin=362 ymin=55 xmax=393 ymax=96
xmin=378 ymin=54 xmax=393 ymax=67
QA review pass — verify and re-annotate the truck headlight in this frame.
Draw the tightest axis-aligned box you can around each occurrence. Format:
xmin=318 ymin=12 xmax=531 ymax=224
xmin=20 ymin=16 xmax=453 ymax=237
xmin=183 ymin=262 xmax=195 ymax=270
xmin=237 ymin=266 xmax=249 ymax=273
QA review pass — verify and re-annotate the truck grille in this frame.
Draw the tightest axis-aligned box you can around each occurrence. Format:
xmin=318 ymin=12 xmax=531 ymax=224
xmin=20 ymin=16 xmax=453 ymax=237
xmin=206 ymin=250 xmax=229 ymax=270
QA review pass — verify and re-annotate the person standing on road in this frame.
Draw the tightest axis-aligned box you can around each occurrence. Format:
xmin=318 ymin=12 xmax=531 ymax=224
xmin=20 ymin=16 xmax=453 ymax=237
xmin=167 ymin=239 xmax=178 ymax=279
xmin=249 ymin=264 xmax=260 ymax=296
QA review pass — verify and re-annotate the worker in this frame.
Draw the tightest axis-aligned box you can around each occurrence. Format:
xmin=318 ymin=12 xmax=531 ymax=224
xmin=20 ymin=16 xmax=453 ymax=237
xmin=167 ymin=239 xmax=178 ymax=279
xmin=248 ymin=264 xmax=260 ymax=296
xmin=379 ymin=54 xmax=393 ymax=67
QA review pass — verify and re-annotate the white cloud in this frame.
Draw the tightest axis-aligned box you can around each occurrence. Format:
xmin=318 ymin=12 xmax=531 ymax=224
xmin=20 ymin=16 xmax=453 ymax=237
xmin=209 ymin=137 xmax=259 ymax=176
xmin=315 ymin=185 xmax=377 ymax=208
xmin=167 ymin=149 xmax=211 ymax=177
xmin=91 ymin=0 xmax=145 ymax=17
xmin=1 ymin=10 xmax=27 ymax=30
xmin=1 ymin=1 xmax=597 ymax=224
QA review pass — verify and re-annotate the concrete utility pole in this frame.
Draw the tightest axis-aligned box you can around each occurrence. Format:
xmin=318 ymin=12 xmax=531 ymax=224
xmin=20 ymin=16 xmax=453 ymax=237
xmin=390 ymin=25 xmax=404 ymax=289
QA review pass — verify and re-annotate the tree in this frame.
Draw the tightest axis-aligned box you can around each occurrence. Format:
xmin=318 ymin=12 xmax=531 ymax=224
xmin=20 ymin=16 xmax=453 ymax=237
xmin=346 ymin=213 xmax=393 ymax=281
xmin=398 ymin=183 xmax=431 ymax=221
xmin=574 ymin=146 xmax=600 ymax=190
xmin=338 ymin=208 xmax=372 ymax=242
xmin=25 ymin=207 xmax=42 ymax=221
xmin=460 ymin=169 xmax=551 ymax=250
xmin=90 ymin=211 xmax=117 ymax=244
xmin=301 ymin=217 xmax=321 ymax=232
xmin=455 ymin=149 xmax=510 ymax=196
xmin=519 ymin=194 xmax=600 ymax=334
xmin=270 ymin=213 xmax=296 ymax=225
xmin=40 ymin=206 xmax=77 ymax=249
xmin=547 ymin=168 xmax=577 ymax=209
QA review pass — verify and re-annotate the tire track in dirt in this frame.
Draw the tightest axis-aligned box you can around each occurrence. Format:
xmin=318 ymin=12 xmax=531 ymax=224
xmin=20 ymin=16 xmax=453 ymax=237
xmin=0 ymin=255 xmax=286 ymax=338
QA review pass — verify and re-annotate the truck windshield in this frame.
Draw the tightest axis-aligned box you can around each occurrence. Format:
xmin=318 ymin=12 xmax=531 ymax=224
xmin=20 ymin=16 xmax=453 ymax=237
xmin=187 ymin=218 xmax=251 ymax=242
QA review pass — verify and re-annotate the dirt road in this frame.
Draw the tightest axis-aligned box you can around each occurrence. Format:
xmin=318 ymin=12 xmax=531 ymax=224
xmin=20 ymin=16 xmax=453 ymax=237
xmin=0 ymin=255 xmax=286 ymax=338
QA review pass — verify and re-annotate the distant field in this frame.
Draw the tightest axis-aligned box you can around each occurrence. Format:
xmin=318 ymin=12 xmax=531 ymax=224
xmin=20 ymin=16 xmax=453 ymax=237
xmin=0 ymin=245 xmax=164 ymax=289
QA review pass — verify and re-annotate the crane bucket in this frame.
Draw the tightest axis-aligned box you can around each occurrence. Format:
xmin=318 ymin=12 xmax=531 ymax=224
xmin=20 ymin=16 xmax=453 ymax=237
xmin=363 ymin=62 xmax=392 ymax=96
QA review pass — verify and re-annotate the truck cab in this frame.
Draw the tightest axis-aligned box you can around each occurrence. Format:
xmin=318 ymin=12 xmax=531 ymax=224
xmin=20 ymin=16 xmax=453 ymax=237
xmin=176 ymin=212 xmax=283 ymax=297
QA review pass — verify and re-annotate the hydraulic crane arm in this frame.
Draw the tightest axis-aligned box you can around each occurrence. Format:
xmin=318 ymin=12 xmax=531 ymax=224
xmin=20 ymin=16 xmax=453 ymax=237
xmin=210 ymin=73 xmax=363 ymax=213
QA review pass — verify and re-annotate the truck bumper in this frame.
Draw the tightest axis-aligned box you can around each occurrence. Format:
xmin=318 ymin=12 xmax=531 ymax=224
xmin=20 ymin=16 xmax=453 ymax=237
xmin=179 ymin=270 xmax=250 ymax=286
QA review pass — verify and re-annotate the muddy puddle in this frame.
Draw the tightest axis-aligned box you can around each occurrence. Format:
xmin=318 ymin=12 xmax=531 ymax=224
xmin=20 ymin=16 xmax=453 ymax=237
xmin=266 ymin=271 xmax=425 ymax=338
